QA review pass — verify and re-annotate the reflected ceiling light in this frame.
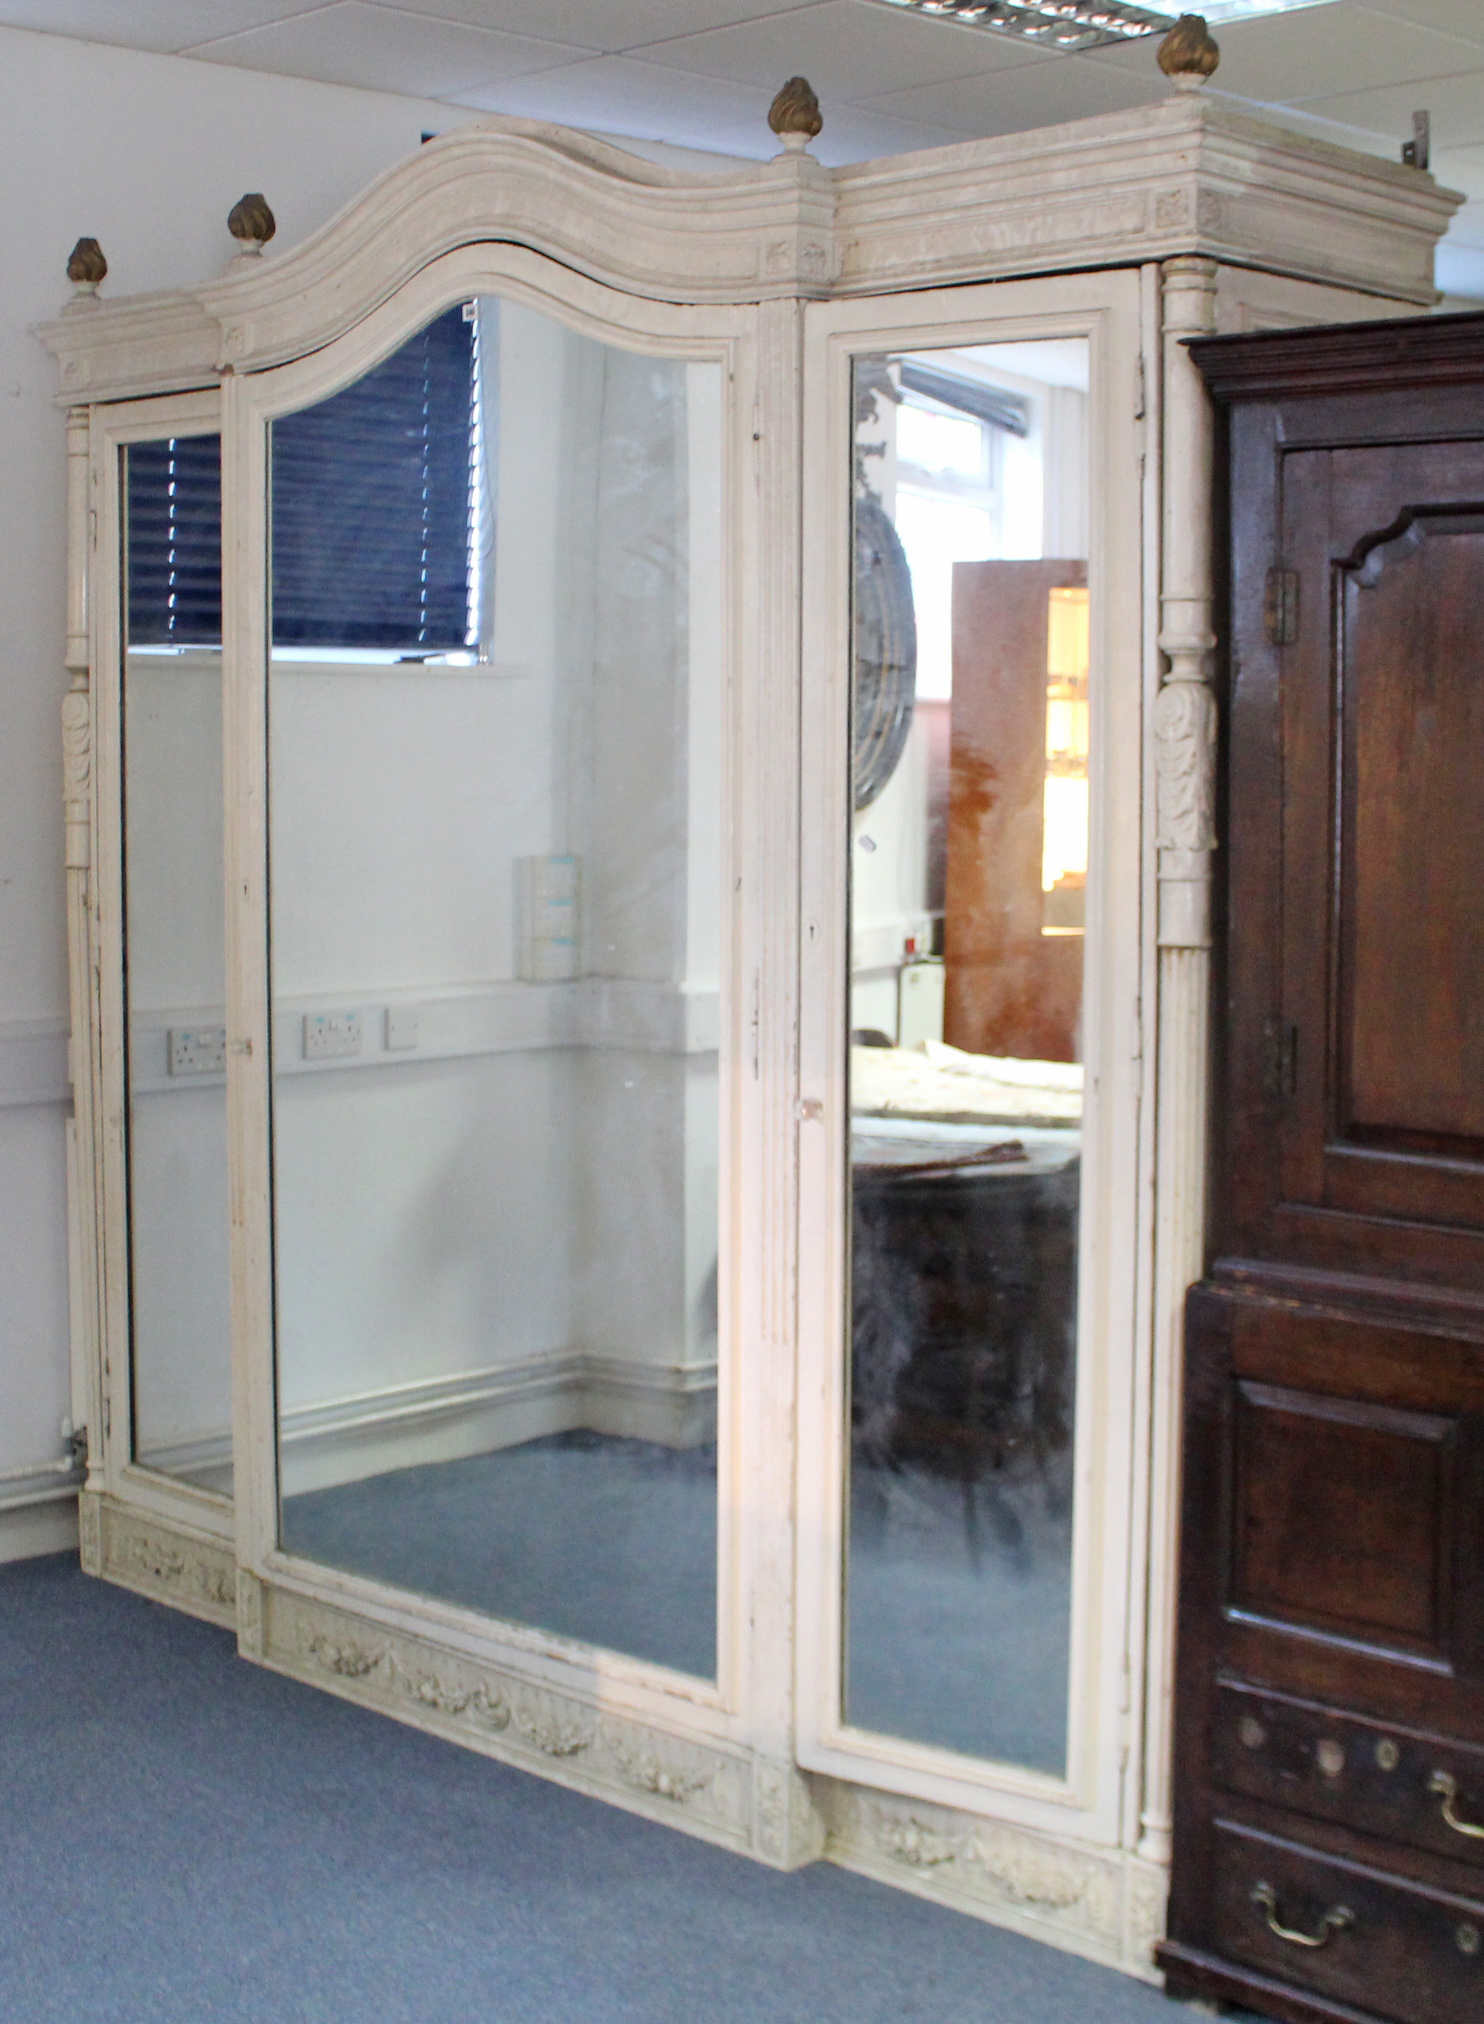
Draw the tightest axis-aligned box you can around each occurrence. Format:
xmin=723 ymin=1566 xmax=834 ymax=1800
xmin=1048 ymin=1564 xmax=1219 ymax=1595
xmin=873 ymin=0 xmax=1337 ymax=55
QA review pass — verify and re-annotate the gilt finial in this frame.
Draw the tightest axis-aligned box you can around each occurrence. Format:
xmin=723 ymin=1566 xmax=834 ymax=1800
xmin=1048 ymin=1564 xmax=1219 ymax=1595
xmin=228 ymin=192 xmax=277 ymax=256
xmin=1158 ymin=14 xmax=1220 ymax=89
xmin=66 ymin=237 xmax=107 ymax=298
xmin=769 ymin=76 xmax=822 ymax=153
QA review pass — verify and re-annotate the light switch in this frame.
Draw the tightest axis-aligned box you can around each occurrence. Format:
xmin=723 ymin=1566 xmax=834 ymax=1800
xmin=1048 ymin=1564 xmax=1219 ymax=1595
xmin=385 ymin=1005 xmax=419 ymax=1052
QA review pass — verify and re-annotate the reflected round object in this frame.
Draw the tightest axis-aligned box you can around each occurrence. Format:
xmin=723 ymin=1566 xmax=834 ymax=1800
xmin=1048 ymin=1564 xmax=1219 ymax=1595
xmin=1238 ymin=1714 xmax=1266 ymax=1751
xmin=853 ymin=493 xmax=917 ymax=812
xmin=1457 ymin=1923 xmax=1481 ymax=1957
xmin=1375 ymin=1737 xmax=1400 ymax=1772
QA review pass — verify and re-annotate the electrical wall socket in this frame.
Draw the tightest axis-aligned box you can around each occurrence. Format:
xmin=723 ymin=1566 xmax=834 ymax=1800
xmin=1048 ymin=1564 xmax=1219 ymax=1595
xmin=169 ymin=1027 xmax=227 ymax=1076
xmin=303 ymin=1010 xmax=362 ymax=1060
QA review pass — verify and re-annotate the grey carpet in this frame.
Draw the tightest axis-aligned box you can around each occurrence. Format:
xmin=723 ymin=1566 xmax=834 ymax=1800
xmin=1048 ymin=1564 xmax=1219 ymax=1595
xmin=281 ymin=1435 xmax=1073 ymax=1778
xmin=0 ymin=1551 xmax=1213 ymax=2024
xmin=282 ymin=1432 xmax=719 ymax=1679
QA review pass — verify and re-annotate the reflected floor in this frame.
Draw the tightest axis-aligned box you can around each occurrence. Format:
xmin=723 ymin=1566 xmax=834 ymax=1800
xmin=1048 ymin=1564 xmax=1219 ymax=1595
xmin=846 ymin=1462 xmax=1072 ymax=1776
xmin=281 ymin=1430 xmax=717 ymax=1681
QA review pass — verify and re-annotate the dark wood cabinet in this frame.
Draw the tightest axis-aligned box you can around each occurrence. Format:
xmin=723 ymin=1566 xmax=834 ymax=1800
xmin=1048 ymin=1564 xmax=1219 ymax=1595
xmin=1160 ymin=313 xmax=1484 ymax=2024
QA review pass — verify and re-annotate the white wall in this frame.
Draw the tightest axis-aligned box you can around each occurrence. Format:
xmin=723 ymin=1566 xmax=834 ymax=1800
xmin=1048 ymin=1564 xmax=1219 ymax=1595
xmin=0 ymin=24 xmax=494 ymax=1555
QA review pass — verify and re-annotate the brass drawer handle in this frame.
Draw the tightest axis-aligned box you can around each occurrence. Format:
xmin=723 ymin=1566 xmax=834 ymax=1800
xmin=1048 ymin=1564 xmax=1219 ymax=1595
xmin=1251 ymin=1882 xmax=1354 ymax=1949
xmin=1430 ymin=1771 xmax=1484 ymax=1841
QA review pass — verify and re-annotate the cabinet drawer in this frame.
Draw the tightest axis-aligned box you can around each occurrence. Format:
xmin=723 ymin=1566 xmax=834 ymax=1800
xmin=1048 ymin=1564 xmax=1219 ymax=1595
xmin=1215 ymin=1682 xmax=1484 ymax=1869
xmin=1213 ymin=1816 xmax=1484 ymax=2023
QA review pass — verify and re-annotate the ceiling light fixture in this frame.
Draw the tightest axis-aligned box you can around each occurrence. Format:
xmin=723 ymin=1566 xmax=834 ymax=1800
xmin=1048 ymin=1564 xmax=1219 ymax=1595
xmin=874 ymin=0 xmax=1338 ymax=55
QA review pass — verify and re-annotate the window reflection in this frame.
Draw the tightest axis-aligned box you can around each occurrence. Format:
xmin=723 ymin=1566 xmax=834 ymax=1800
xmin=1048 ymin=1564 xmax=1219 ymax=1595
xmin=845 ymin=339 xmax=1089 ymax=1775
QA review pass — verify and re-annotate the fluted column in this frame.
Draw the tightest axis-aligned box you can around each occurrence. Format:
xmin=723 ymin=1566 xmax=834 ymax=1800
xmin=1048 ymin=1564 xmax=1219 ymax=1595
xmin=1140 ymin=255 xmax=1219 ymax=1866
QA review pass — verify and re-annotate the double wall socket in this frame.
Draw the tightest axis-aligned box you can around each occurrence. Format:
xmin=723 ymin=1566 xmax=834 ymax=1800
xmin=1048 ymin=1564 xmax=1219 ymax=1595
xmin=168 ymin=1026 xmax=227 ymax=1076
xmin=303 ymin=1011 xmax=362 ymax=1060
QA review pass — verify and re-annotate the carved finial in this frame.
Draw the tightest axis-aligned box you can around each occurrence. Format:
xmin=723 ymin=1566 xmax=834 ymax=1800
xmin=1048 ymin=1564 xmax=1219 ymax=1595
xmin=66 ymin=237 xmax=107 ymax=297
xmin=769 ymin=76 xmax=822 ymax=153
xmin=228 ymin=192 xmax=277 ymax=255
xmin=1158 ymin=14 xmax=1220 ymax=89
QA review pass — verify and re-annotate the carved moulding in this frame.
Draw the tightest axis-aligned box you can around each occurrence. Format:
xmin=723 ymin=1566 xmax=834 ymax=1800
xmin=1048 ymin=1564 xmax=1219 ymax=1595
xmin=259 ymin=1585 xmax=756 ymax=1854
xmin=821 ymin=1784 xmax=1166 ymax=1980
xmin=91 ymin=1494 xmax=237 ymax=1627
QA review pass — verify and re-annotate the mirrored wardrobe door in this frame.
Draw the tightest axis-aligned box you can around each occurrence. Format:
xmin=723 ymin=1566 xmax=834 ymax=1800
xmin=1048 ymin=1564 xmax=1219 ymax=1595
xmin=796 ymin=272 xmax=1146 ymax=1834
xmin=113 ymin=413 xmax=232 ymax=1497
xmin=257 ymin=295 xmax=725 ymax=1680
xmin=844 ymin=336 xmax=1091 ymax=1779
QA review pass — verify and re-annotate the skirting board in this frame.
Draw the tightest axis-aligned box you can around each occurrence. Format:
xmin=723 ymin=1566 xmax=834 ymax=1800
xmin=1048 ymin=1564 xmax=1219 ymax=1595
xmin=0 ymin=1494 xmax=80 ymax=1563
xmin=141 ymin=1349 xmax=719 ymax=1499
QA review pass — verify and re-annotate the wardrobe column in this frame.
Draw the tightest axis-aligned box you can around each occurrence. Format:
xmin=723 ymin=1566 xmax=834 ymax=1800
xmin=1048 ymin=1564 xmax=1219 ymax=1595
xmin=1140 ymin=253 xmax=1219 ymax=1867
xmin=62 ymin=402 xmax=104 ymax=1562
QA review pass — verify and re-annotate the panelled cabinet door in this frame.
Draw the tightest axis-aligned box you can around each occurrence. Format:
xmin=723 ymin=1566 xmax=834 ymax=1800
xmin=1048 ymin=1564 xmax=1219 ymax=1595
xmin=1221 ymin=364 xmax=1484 ymax=1287
xmin=795 ymin=268 xmax=1147 ymax=1845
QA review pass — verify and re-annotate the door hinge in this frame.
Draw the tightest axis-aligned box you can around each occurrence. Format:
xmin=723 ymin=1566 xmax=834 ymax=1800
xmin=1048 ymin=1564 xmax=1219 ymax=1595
xmin=1263 ymin=1019 xmax=1298 ymax=1102
xmin=1264 ymin=567 xmax=1299 ymax=646
xmin=1134 ymin=354 xmax=1146 ymax=421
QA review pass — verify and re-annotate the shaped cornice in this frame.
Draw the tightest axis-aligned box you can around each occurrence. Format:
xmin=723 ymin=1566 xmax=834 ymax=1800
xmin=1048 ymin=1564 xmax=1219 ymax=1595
xmin=831 ymin=96 xmax=1460 ymax=304
xmin=36 ymin=100 xmax=1461 ymax=406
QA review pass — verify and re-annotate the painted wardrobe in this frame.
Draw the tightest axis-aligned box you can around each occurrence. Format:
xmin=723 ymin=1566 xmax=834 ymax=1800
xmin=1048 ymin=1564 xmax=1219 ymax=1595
xmin=41 ymin=81 xmax=1457 ymax=1982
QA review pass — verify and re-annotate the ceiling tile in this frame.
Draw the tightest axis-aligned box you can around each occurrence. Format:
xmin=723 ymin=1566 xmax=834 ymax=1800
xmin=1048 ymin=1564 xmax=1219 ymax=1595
xmin=186 ymin=1 xmax=592 ymax=95
xmin=1143 ymin=2 xmax=1482 ymax=103
xmin=1295 ymin=66 xmax=1484 ymax=146
xmin=636 ymin=0 xmax=1049 ymax=100
xmin=858 ymin=51 xmax=1164 ymax=139
xmin=369 ymin=1 xmax=826 ymax=55
xmin=1349 ymin=0 xmax=1484 ymax=48
xmin=691 ymin=100 xmax=979 ymax=163
xmin=448 ymin=53 xmax=777 ymax=147
xmin=1432 ymin=140 xmax=1484 ymax=199
xmin=0 ymin=0 xmax=330 ymax=49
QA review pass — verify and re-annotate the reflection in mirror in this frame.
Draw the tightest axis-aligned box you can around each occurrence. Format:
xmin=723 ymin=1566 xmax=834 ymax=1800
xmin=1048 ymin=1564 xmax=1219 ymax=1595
xmin=269 ymin=301 xmax=722 ymax=1680
xmin=845 ymin=339 xmax=1090 ymax=1774
xmin=123 ymin=432 xmax=232 ymax=1492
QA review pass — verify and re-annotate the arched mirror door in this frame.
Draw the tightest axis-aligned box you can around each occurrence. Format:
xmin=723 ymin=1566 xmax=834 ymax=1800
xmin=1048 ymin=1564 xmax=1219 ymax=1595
xmin=226 ymin=256 xmax=749 ymax=1706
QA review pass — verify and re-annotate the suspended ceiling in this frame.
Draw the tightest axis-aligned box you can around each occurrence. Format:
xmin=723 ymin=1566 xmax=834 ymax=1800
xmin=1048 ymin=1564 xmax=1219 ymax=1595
xmin=1 ymin=0 xmax=1480 ymax=291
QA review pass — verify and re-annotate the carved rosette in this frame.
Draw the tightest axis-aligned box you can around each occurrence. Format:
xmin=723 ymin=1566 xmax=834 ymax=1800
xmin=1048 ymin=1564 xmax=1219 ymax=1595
xmin=1153 ymin=677 xmax=1217 ymax=856
xmin=752 ymin=1761 xmax=826 ymax=1868
xmin=61 ymin=687 xmax=91 ymax=871
xmin=237 ymin=1568 xmax=265 ymax=1657
xmin=826 ymin=1790 xmax=1138 ymax=1965
xmin=77 ymin=1488 xmax=103 ymax=1574
xmin=102 ymin=1506 xmax=236 ymax=1623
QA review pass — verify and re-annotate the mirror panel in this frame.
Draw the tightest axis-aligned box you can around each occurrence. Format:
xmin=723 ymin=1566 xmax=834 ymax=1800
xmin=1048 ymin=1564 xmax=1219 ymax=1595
xmin=845 ymin=339 xmax=1090 ymax=1774
xmin=268 ymin=300 xmax=723 ymax=1680
xmin=122 ymin=432 xmax=232 ymax=1493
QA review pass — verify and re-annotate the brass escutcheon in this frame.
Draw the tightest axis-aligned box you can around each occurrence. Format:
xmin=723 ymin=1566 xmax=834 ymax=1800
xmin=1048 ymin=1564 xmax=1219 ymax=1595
xmin=1316 ymin=1738 xmax=1346 ymax=1779
xmin=1251 ymin=1882 xmax=1354 ymax=1950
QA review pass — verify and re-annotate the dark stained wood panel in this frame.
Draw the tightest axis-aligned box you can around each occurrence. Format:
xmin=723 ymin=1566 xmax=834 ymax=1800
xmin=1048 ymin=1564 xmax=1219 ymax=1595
xmin=1341 ymin=515 xmax=1484 ymax=1148
xmin=944 ymin=558 xmax=1084 ymax=1063
xmin=1232 ymin=1382 xmax=1455 ymax=1656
